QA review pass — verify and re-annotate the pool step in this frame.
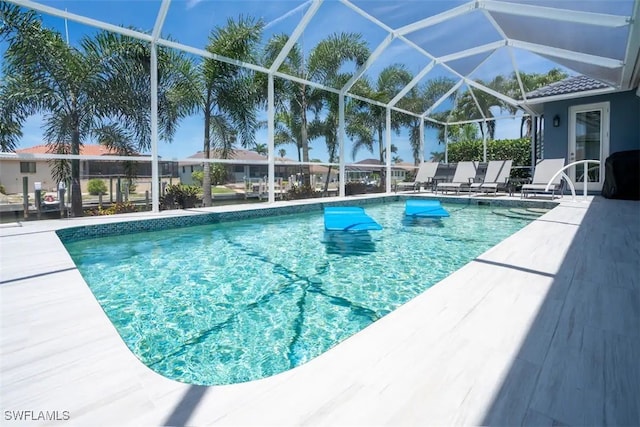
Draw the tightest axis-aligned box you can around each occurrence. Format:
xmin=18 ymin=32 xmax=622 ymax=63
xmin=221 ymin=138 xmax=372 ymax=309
xmin=492 ymin=207 xmax=551 ymax=220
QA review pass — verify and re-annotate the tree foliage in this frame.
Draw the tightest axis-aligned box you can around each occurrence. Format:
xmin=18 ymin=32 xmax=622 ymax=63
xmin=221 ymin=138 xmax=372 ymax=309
xmin=447 ymin=138 xmax=531 ymax=178
xmin=87 ymin=179 xmax=108 ymax=195
xmin=196 ymin=16 xmax=264 ymax=206
xmin=0 ymin=3 xmax=196 ymax=215
xmin=1 ymin=2 xmax=573 ymax=201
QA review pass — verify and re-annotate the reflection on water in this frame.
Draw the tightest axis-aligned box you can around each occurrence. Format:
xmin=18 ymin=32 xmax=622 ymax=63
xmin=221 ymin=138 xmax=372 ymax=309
xmin=322 ymin=230 xmax=376 ymax=256
xmin=402 ymin=216 xmax=446 ymax=228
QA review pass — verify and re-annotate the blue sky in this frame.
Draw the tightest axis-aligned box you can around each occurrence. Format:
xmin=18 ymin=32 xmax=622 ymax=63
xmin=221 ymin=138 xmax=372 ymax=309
xmin=4 ymin=0 xmax=587 ymax=163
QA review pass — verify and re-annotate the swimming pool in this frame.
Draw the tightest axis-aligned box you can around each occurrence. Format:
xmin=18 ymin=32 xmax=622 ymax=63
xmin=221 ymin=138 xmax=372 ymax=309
xmin=64 ymin=200 xmax=536 ymax=385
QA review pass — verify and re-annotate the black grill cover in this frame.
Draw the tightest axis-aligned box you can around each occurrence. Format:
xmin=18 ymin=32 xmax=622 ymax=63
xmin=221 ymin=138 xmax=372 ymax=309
xmin=602 ymin=150 xmax=640 ymax=200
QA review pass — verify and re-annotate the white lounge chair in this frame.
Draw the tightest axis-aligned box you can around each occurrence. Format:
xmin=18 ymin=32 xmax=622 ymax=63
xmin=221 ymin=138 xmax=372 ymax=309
xmin=521 ymin=158 xmax=566 ymax=199
xmin=396 ymin=162 xmax=438 ymax=192
xmin=436 ymin=161 xmax=479 ymax=195
xmin=471 ymin=160 xmax=513 ymax=195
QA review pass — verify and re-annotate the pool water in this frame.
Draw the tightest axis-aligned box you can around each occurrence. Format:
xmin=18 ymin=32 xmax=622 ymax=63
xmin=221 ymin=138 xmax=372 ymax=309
xmin=65 ymin=201 xmax=533 ymax=385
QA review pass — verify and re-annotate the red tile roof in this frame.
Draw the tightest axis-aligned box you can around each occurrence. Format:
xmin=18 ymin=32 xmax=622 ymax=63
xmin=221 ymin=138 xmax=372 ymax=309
xmin=16 ymin=144 xmax=122 ymax=156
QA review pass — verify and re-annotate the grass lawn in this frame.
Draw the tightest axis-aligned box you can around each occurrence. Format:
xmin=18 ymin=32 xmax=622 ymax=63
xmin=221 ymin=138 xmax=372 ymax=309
xmin=212 ymin=186 xmax=236 ymax=194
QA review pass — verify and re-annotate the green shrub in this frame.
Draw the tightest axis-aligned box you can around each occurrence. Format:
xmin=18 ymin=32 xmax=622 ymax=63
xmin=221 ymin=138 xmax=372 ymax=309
xmin=0 ymin=184 xmax=6 ymax=194
xmin=211 ymin=164 xmax=228 ymax=185
xmin=192 ymin=170 xmax=204 ymax=186
xmin=403 ymin=170 xmax=416 ymax=182
xmin=285 ymin=184 xmax=322 ymax=200
xmin=87 ymin=179 xmax=108 ymax=195
xmin=84 ymin=202 xmax=139 ymax=216
xmin=192 ymin=164 xmax=228 ymax=187
xmin=447 ymin=138 xmax=531 ymax=179
xmin=161 ymin=184 xmax=201 ymax=209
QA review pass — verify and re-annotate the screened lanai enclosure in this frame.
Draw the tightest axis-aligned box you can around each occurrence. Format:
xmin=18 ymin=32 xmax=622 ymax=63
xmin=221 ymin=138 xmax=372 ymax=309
xmin=0 ymin=0 xmax=638 ymax=216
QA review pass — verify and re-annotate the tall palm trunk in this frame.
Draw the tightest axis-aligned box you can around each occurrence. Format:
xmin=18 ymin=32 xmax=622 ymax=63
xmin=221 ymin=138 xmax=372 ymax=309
xmin=323 ymin=139 xmax=336 ymax=194
xmin=202 ymin=107 xmax=212 ymax=207
xmin=377 ymin=125 xmax=385 ymax=185
xmin=301 ymin=108 xmax=309 ymax=162
xmin=70 ymin=110 xmax=83 ymax=217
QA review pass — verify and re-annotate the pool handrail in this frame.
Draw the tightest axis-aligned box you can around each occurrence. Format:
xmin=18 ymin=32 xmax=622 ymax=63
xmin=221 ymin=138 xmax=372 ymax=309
xmin=545 ymin=159 xmax=601 ymax=202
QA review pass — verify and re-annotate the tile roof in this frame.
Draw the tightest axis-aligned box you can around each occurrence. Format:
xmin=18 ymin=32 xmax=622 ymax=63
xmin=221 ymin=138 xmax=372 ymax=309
xmin=188 ymin=149 xmax=267 ymax=161
xmin=526 ymin=75 xmax=610 ymax=100
xmin=16 ymin=144 xmax=124 ymax=156
xmin=346 ymin=158 xmax=407 ymax=172
xmin=395 ymin=161 xmax=417 ymax=171
xmin=355 ymin=158 xmax=383 ymax=165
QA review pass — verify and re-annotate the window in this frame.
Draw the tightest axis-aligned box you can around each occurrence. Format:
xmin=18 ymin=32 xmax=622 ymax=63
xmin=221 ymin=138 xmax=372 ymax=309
xmin=182 ymin=166 xmax=185 ymax=173
xmin=20 ymin=162 xmax=36 ymax=173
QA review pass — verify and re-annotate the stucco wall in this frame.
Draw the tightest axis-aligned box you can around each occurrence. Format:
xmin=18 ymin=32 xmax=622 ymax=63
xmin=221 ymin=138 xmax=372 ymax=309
xmin=0 ymin=160 xmax=57 ymax=194
xmin=542 ymin=89 xmax=640 ymax=160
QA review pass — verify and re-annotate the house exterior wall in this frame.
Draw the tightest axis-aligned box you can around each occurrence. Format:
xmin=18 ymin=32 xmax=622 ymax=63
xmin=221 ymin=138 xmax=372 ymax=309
xmin=178 ymin=163 xmax=304 ymax=185
xmin=1 ymin=159 xmax=181 ymax=195
xmin=0 ymin=160 xmax=57 ymax=194
xmin=178 ymin=164 xmax=200 ymax=185
xmin=543 ymin=89 xmax=640 ymax=160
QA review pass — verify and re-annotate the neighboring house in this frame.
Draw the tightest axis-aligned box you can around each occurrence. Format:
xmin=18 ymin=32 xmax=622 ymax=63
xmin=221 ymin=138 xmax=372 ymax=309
xmin=345 ymin=158 xmax=410 ymax=183
xmin=393 ymin=162 xmax=418 ymax=181
xmin=178 ymin=149 xmax=301 ymax=185
xmin=525 ymin=75 xmax=640 ymax=193
xmin=0 ymin=144 xmax=178 ymax=194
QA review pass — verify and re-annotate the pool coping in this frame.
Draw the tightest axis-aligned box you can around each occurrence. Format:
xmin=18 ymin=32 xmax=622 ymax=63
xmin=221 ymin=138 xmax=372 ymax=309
xmin=52 ymin=193 xmax=559 ymax=243
xmin=2 ymin=193 xmax=637 ymax=426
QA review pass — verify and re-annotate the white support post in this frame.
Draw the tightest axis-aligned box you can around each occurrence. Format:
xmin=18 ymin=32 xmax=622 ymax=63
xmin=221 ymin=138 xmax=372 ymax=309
xmin=531 ymin=115 xmax=538 ymax=176
xmin=150 ymin=43 xmax=159 ymax=212
xmin=268 ymin=74 xmax=275 ymax=203
xmin=419 ymin=118 xmax=425 ymax=163
xmin=385 ymin=108 xmax=392 ymax=193
xmin=339 ymin=95 xmax=346 ymax=197
xmin=149 ymin=0 xmax=170 ymax=213
xmin=269 ymin=0 xmax=323 ymax=73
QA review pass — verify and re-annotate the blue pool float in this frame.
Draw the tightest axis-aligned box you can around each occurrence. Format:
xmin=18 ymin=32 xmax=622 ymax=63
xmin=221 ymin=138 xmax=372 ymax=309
xmin=404 ymin=199 xmax=450 ymax=218
xmin=323 ymin=207 xmax=383 ymax=231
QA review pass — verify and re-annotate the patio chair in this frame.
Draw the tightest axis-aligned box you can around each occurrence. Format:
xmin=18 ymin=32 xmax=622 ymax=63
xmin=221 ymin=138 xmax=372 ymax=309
xmin=436 ymin=161 xmax=479 ymax=195
xmin=471 ymin=160 xmax=513 ymax=195
xmin=396 ymin=162 xmax=439 ymax=192
xmin=521 ymin=158 xmax=566 ymax=199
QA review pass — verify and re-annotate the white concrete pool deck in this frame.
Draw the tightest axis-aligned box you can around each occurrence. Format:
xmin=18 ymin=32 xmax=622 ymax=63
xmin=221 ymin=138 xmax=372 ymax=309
xmin=1 ymin=195 xmax=638 ymax=426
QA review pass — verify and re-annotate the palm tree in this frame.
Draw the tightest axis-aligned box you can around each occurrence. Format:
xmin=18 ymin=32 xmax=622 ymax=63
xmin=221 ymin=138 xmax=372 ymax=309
xmin=453 ymin=85 xmax=499 ymax=140
xmin=430 ymin=151 xmax=445 ymax=162
xmin=0 ymin=4 xmax=195 ymax=216
xmin=0 ymin=4 xmax=36 ymax=153
xmin=307 ymin=75 xmax=348 ymax=193
xmin=254 ymin=143 xmax=267 ymax=156
xmin=193 ymin=16 xmax=264 ymax=206
xmin=350 ymin=64 xmax=413 ymax=164
xmin=264 ymin=32 xmax=369 ymax=184
xmin=505 ymin=69 xmax=567 ymax=137
xmin=274 ymin=110 xmax=304 ymax=163
xmin=278 ymin=148 xmax=286 ymax=158
xmin=400 ymin=77 xmax=456 ymax=164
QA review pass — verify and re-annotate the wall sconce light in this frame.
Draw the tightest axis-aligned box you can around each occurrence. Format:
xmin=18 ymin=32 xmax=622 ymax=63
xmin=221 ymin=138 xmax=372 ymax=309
xmin=552 ymin=115 xmax=560 ymax=127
